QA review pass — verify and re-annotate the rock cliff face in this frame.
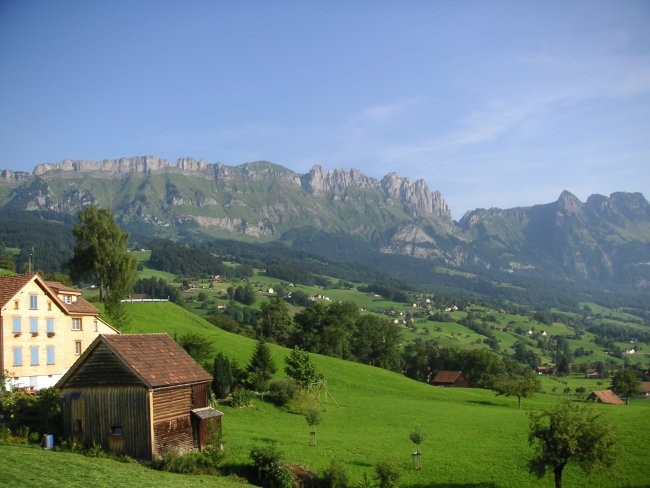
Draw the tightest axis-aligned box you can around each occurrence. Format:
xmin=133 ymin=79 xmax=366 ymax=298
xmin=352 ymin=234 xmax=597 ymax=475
xmin=1 ymin=156 xmax=648 ymax=288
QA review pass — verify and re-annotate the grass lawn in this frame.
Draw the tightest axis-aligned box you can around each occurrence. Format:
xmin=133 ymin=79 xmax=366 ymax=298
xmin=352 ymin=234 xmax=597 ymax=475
xmin=117 ymin=302 xmax=650 ymax=488
xmin=0 ymin=443 xmax=246 ymax=488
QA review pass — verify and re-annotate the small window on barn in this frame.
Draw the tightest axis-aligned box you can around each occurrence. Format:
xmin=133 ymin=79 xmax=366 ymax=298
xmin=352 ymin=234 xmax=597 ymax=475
xmin=111 ymin=426 xmax=124 ymax=436
xmin=74 ymin=419 xmax=82 ymax=433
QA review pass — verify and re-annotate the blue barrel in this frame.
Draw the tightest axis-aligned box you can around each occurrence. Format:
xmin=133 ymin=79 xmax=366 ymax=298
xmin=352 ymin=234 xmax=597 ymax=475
xmin=43 ymin=434 xmax=54 ymax=449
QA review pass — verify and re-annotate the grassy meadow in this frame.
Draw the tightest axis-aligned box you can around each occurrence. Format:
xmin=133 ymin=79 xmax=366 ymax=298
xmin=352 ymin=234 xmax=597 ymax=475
xmin=119 ymin=302 xmax=650 ymax=488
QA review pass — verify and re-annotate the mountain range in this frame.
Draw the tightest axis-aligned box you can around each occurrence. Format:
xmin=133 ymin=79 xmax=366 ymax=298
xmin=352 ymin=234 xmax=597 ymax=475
xmin=1 ymin=156 xmax=648 ymax=291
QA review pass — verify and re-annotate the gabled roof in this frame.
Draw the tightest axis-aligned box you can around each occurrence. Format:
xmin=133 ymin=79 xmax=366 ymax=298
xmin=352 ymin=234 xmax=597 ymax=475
xmin=0 ymin=273 xmax=64 ymax=310
xmin=589 ymin=389 xmax=624 ymax=405
xmin=432 ymin=371 xmax=464 ymax=384
xmin=58 ymin=333 xmax=212 ymax=389
xmin=46 ymin=281 xmax=99 ymax=315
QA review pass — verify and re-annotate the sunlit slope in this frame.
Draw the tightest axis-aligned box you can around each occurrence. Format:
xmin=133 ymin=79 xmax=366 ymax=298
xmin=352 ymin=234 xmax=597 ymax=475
xmin=121 ymin=302 xmax=650 ymax=488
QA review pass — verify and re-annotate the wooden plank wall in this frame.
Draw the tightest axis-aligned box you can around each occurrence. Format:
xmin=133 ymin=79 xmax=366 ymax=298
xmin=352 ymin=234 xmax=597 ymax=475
xmin=61 ymin=386 xmax=152 ymax=460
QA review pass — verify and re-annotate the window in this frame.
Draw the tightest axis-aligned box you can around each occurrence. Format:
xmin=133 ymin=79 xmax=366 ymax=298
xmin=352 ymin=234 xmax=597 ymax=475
xmin=72 ymin=318 xmax=82 ymax=331
xmin=74 ymin=341 xmax=82 ymax=355
xmin=47 ymin=302 xmax=52 ymax=311
xmin=30 ymin=346 xmax=39 ymax=366
xmin=94 ymin=319 xmax=98 ymax=332
xmin=30 ymin=318 xmax=38 ymax=334
xmin=46 ymin=319 xmax=54 ymax=334
xmin=46 ymin=346 xmax=55 ymax=365
xmin=111 ymin=426 xmax=124 ymax=436
xmin=12 ymin=317 xmax=21 ymax=334
xmin=63 ymin=295 xmax=72 ymax=304
xmin=74 ymin=419 xmax=83 ymax=434
xmin=13 ymin=347 xmax=22 ymax=367
xmin=29 ymin=295 xmax=38 ymax=310
xmin=14 ymin=300 xmax=19 ymax=310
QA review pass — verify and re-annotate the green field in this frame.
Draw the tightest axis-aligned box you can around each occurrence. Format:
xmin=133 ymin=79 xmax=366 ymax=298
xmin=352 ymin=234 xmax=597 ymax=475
xmin=114 ymin=303 xmax=650 ymax=486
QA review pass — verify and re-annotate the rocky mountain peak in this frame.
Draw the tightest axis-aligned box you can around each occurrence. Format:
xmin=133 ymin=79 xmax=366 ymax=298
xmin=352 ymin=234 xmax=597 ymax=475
xmin=300 ymin=165 xmax=378 ymax=195
xmin=556 ymin=190 xmax=583 ymax=214
xmin=380 ymin=172 xmax=451 ymax=220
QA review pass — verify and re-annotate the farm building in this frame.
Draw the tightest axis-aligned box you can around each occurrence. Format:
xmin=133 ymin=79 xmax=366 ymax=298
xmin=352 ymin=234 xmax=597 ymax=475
xmin=431 ymin=371 xmax=469 ymax=387
xmin=587 ymin=389 xmax=624 ymax=405
xmin=56 ymin=333 xmax=222 ymax=460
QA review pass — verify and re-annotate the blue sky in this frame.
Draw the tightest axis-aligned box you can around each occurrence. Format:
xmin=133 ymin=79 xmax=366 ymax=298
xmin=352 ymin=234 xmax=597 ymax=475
xmin=1 ymin=1 xmax=648 ymax=219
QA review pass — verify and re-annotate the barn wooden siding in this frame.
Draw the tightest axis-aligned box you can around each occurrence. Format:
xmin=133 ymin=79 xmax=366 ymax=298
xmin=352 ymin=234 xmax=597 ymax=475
xmin=151 ymin=383 xmax=210 ymax=456
xmin=61 ymin=385 xmax=152 ymax=460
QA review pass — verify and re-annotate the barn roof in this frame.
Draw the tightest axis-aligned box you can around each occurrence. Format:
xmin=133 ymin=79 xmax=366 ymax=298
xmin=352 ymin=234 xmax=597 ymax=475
xmin=58 ymin=333 xmax=212 ymax=389
xmin=432 ymin=371 xmax=464 ymax=384
xmin=589 ymin=389 xmax=624 ymax=405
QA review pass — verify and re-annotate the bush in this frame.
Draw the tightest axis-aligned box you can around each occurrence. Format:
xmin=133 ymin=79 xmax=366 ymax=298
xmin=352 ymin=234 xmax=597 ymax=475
xmin=231 ymin=389 xmax=253 ymax=408
xmin=375 ymin=457 xmax=401 ymax=488
xmin=250 ymin=443 xmax=294 ymax=487
xmin=323 ymin=458 xmax=349 ymax=488
xmin=268 ymin=378 xmax=298 ymax=406
xmin=152 ymin=450 xmax=218 ymax=475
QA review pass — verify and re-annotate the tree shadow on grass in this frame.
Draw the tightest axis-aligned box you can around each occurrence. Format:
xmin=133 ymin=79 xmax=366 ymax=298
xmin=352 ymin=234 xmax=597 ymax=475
xmin=466 ymin=399 xmax=501 ymax=407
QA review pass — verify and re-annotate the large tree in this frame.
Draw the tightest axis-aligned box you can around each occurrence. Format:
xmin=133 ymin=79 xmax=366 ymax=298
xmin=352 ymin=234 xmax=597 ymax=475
xmin=258 ymin=297 xmax=291 ymax=344
xmin=68 ymin=206 xmax=137 ymax=303
xmin=528 ymin=402 xmax=615 ymax=488
xmin=610 ymin=368 xmax=641 ymax=405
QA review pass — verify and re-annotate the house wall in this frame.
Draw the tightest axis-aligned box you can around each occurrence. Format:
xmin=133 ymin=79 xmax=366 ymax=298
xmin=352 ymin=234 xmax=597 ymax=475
xmin=61 ymin=386 xmax=152 ymax=460
xmin=1 ymin=279 xmax=116 ymax=390
xmin=1 ymin=280 xmax=68 ymax=389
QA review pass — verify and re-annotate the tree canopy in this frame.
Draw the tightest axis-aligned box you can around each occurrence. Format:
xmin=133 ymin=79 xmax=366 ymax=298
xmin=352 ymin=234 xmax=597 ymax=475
xmin=610 ymin=368 xmax=641 ymax=404
xmin=68 ymin=206 xmax=137 ymax=303
xmin=528 ymin=402 xmax=615 ymax=488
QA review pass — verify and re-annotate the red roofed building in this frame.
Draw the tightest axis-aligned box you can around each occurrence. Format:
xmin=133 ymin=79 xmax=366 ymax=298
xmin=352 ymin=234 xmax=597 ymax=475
xmin=431 ymin=371 xmax=469 ymax=387
xmin=56 ymin=333 xmax=222 ymax=460
xmin=0 ymin=273 xmax=118 ymax=390
xmin=587 ymin=389 xmax=624 ymax=405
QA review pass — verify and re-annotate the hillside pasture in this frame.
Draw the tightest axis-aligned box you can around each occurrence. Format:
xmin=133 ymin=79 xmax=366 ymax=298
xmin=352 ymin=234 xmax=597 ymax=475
xmin=120 ymin=302 xmax=650 ymax=487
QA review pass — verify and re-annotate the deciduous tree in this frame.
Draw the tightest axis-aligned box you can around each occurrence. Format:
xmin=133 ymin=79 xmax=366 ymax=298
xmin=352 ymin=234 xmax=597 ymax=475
xmin=493 ymin=371 xmax=541 ymax=409
xmin=528 ymin=402 xmax=615 ymax=488
xmin=68 ymin=206 xmax=137 ymax=303
xmin=611 ymin=368 xmax=641 ymax=404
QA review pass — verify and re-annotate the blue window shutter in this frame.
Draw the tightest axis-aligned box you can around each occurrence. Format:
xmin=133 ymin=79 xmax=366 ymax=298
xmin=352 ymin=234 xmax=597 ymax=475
xmin=30 ymin=346 xmax=39 ymax=366
xmin=47 ymin=346 xmax=55 ymax=365
xmin=30 ymin=318 xmax=38 ymax=334
xmin=30 ymin=295 xmax=38 ymax=309
xmin=12 ymin=317 xmax=21 ymax=333
xmin=13 ymin=348 xmax=22 ymax=366
xmin=46 ymin=319 xmax=54 ymax=334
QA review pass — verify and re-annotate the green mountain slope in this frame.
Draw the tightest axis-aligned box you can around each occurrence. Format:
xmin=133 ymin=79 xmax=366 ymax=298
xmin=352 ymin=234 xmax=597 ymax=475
xmin=119 ymin=302 xmax=650 ymax=487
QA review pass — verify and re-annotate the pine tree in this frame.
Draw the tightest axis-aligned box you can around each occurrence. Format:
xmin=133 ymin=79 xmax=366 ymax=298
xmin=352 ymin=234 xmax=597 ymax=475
xmin=246 ymin=340 xmax=277 ymax=392
xmin=212 ymin=352 xmax=234 ymax=399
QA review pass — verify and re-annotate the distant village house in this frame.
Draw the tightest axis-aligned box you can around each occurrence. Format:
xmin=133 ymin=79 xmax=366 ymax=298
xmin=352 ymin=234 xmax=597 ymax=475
xmin=431 ymin=371 xmax=469 ymax=387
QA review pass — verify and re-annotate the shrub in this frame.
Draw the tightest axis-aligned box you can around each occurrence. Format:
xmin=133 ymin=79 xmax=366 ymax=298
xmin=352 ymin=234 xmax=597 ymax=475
xmin=231 ymin=389 xmax=253 ymax=408
xmin=250 ymin=443 xmax=294 ymax=487
xmin=152 ymin=450 xmax=218 ymax=475
xmin=375 ymin=457 xmax=401 ymax=488
xmin=268 ymin=378 xmax=298 ymax=406
xmin=323 ymin=458 xmax=349 ymax=488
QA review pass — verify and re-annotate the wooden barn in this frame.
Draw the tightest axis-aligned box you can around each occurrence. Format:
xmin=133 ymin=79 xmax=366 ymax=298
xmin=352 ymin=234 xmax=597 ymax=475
xmin=56 ymin=333 xmax=223 ymax=460
xmin=431 ymin=370 xmax=469 ymax=387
